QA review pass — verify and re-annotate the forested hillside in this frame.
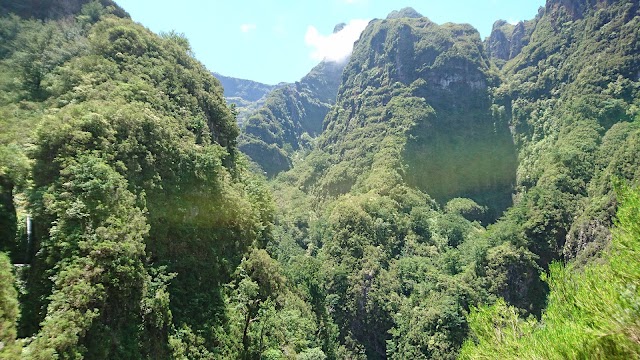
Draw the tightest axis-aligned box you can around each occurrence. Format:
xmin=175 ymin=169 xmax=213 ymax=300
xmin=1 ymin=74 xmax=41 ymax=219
xmin=0 ymin=0 xmax=638 ymax=359
xmin=0 ymin=1 xmax=308 ymax=358
xmin=213 ymin=73 xmax=278 ymax=126
xmin=239 ymin=28 xmax=348 ymax=176
xmin=266 ymin=1 xmax=640 ymax=358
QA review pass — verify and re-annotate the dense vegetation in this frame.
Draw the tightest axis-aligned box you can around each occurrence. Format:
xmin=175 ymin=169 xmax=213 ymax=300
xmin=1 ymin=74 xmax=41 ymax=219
xmin=213 ymin=73 xmax=278 ymax=126
xmin=0 ymin=0 xmax=638 ymax=359
xmin=0 ymin=1 xmax=315 ymax=358
xmin=239 ymin=56 xmax=347 ymax=176
xmin=460 ymin=183 xmax=640 ymax=359
xmin=265 ymin=1 xmax=640 ymax=358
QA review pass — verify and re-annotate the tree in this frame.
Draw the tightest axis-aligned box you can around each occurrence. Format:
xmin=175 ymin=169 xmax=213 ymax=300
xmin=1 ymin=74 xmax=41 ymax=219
xmin=26 ymin=155 xmax=149 ymax=359
xmin=0 ymin=252 xmax=20 ymax=359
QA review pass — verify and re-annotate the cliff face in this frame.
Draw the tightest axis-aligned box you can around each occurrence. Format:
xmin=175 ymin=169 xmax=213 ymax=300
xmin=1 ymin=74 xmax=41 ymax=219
xmin=485 ymin=19 xmax=537 ymax=65
xmin=545 ymin=0 xmax=620 ymax=19
xmin=320 ymin=12 xmax=517 ymax=218
xmin=497 ymin=0 xmax=640 ymax=263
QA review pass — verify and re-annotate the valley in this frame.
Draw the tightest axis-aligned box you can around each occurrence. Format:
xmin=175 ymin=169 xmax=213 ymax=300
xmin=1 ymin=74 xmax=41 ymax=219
xmin=0 ymin=0 xmax=639 ymax=359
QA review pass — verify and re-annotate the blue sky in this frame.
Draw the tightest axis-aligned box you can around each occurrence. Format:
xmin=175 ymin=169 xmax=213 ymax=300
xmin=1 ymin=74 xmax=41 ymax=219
xmin=116 ymin=0 xmax=545 ymax=84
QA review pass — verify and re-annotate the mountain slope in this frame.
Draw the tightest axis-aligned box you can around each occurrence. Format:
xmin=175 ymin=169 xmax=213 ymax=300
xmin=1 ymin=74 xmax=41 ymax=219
xmin=489 ymin=0 xmax=640 ymax=267
xmin=0 ymin=0 xmax=128 ymax=20
xmin=269 ymin=1 xmax=640 ymax=358
xmin=318 ymin=12 xmax=517 ymax=218
xmin=213 ymin=72 xmax=278 ymax=125
xmin=239 ymin=57 xmax=347 ymax=176
xmin=0 ymin=3 xmax=286 ymax=358
xmin=270 ymin=9 xmax=520 ymax=359
xmin=0 ymin=0 xmax=638 ymax=359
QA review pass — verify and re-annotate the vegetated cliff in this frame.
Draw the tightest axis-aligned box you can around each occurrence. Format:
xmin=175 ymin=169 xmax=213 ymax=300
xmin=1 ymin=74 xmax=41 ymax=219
xmin=270 ymin=8 xmax=522 ymax=359
xmin=213 ymin=72 xmax=279 ymax=126
xmin=239 ymin=56 xmax=347 ymax=176
xmin=492 ymin=0 xmax=640 ymax=266
xmin=485 ymin=17 xmax=538 ymax=67
xmin=269 ymin=0 xmax=640 ymax=358
xmin=0 ymin=0 xmax=638 ymax=358
xmin=320 ymin=10 xmax=518 ymax=220
xmin=0 ymin=2 xmax=282 ymax=358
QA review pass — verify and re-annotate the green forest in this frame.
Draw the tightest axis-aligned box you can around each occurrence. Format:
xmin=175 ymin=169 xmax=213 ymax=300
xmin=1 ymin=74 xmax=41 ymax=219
xmin=0 ymin=0 xmax=638 ymax=359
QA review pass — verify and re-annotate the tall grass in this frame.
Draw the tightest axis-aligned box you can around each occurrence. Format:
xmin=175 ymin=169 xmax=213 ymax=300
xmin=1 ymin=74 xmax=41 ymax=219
xmin=459 ymin=184 xmax=640 ymax=359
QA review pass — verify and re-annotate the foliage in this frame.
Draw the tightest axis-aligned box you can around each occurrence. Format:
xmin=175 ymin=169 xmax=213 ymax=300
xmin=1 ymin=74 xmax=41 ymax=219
xmin=25 ymin=155 xmax=148 ymax=359
xmin=0 ymin=252 xmax=20 ymax=359
xmin=0 ymin=2 xmax=273 ymax=358
xmin=267 ymin=1 xmax=640 ymax=358
xmin=239 ymin=59 xmax=346 ymax=176
xmin=0 ymin=0 xmax=639 ymax=359
xmin=460 ymin=185 xmax=640 ymax=359
xmin=213 ymin=73 xmax=277 ymax=126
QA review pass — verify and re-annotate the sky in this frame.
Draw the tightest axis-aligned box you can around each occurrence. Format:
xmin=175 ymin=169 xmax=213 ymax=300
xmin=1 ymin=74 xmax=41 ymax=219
xmin=115 ymin=0 xmax=545 ymax=85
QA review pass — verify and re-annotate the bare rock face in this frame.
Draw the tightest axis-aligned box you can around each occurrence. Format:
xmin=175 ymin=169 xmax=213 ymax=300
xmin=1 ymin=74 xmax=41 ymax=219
xmin=564 ymin=219 xmax=612 ymax=261
xmin=486 ymin=20 xmax=514 ymax=61
xmin=509 ymin=22 xmax=528 ymax=58
xmin=485 ymin=19 xmax=535 ymax=64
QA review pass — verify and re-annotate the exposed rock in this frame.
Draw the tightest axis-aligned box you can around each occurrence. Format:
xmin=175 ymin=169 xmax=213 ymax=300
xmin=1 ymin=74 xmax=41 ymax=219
xmin=564 ymin=219 xmax=612 ymax=262
xmin=322 ymin=15 xmax=517 ymax=218
xmin=485 ymin=19 xmax=535 ymax=65
xmin=486 ymin=20 xmax=515 ymax=61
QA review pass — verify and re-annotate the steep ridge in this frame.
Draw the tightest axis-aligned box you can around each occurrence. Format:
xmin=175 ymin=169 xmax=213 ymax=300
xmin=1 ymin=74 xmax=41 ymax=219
xmin=485 ymin=17 xmax=538 ymax=67
xmin=490 ymin=0 xmax=640 ymax=266
xmin=239 ymin=56 xmax=347 ymax=176
xmin=270 ymin=9 xmax=521 ymax=359
xmin=0 ymin=0 xmax=638 ymax=359
xmin=269 ymin=1 xmax=640 ymax=358
xmin=0 ymin=0 xmax=128 ymax=20
xmin=319 ymin=11 xmax=517 ymax=219
xmin=213 ymin=72 xmax=279 ymax=126
xmin=235 ymin=23 xmax=349 ymax=177
xmin=458 ymin=1 xmax=640 ymax=357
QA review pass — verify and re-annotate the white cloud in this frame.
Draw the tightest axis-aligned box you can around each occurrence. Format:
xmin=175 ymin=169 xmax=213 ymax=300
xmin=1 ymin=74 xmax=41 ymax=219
xmin=305 ymin=19 xmax=369 ymax=62
xmin=240 ymin=23 xmax=257 ymax=33
xmin=507 ymin=19 xmax=519 ymax=25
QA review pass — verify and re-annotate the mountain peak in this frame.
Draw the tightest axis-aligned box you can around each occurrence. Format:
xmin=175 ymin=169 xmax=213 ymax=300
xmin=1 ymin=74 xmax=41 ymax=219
xmin=386 ymin=7 xmax=423 ymax=20
xmin=333 ymin=22 xmax=347 ymax=33
xmin=0 ymin=0 xmax=128 ymax=20
xmin=545 ymin=0 xmax=616 ymax=20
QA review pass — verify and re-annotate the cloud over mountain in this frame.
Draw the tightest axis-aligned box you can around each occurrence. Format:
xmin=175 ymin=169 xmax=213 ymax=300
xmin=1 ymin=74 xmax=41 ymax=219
xmin=305 ymin=19 xmax=369 ymax=62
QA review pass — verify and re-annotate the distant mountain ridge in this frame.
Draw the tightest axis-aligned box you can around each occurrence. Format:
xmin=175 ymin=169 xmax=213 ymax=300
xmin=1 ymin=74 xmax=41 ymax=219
xmin=1 ymin=0 xmax=639 ymax=359
xmin=213 ymin=73 xmax=278 ymax=102
xmin=238 ymin=56 xmax=348 ymax=176
xmin=213 ymin=73 xmax=280 ymax=126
